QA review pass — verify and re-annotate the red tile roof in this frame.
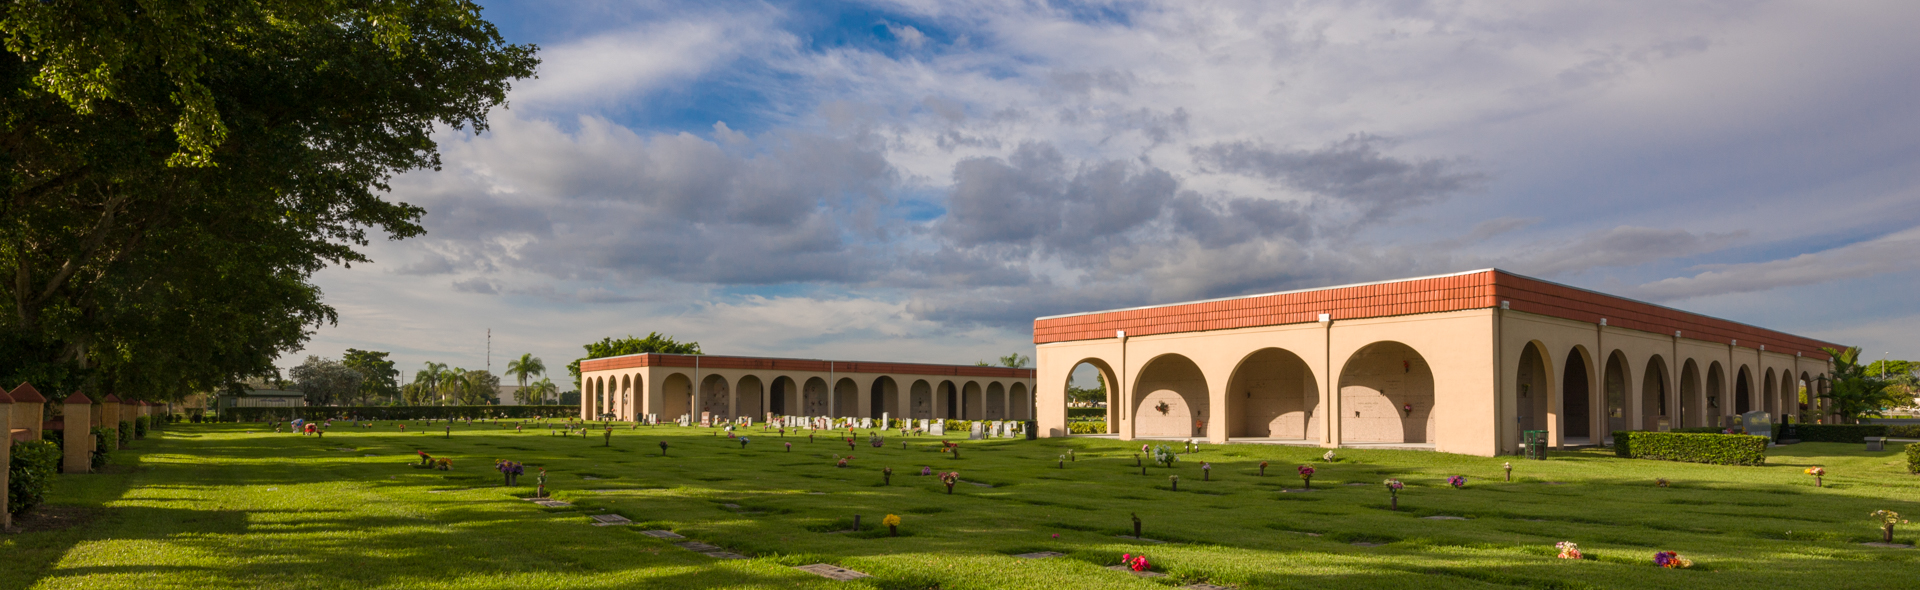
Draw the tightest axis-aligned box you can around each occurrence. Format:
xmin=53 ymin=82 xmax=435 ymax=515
xmin=1033 ymin=269 xmax=1842 ymax=359
xmin=63 ymin=391 xmax=91 ymax=404
xmin=579 ymin=353 xmax=1035 ymax=378
xmin=8 ymin=382 xmax=46 ymax=403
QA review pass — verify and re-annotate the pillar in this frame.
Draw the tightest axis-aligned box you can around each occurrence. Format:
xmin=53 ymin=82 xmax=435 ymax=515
xmin=62 ymin=392 xmax=92 ymax=474
xmin=10 ymin=382 xmax=46 ymax=441
xmin=1 ymin=388 xmax=13 ymax=529
xmin=100 ymin=395 xmax=123 ymax=449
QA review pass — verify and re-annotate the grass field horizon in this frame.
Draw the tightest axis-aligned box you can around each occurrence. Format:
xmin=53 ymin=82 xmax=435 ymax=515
xmin=4 ymin=420 xmax=1916 ymax=589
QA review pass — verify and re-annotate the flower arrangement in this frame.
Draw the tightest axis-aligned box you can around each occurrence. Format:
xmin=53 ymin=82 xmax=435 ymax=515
xmin=1155 ymin=401 xmax=1170 ymax=414
xmin=1121 ymin=553 xmax=1149 ymax=572
xmin=883 ymin=466 xmax=894 ymax=485
xmin=1151 ymin=444 xmax=1178 ymax=468
xmin=1447 ymin=475 xmax=1467 ymax=489
xmin=1201 ymin=462 xmax=1212 ymax=481
xmin=1259 ymin=461 xmax=1269 ymax=476
xmin=939 ymin=471 xmax=960 ymax=494
xmin=1323 ymin=450 xmax=1337 ymax=462
xmin=658 ymin=441 xmax=669 ymax=456
xmin=1653 ymin=551 xmax=1692 ymax=568
xmin=1067 ymin=449 xmax=1076 ymax=462
xmin=836 ymin=455 xmax=855 ymax=468
xmin=1872 ymin=510 xmax=1908 ymax=543
xmin=1058 ymin=454 xmax=1066 ymax=468
xmin=1298 ymin=464 xmax=1315 ymax=489
xmin=920 ymin=466 xmax=932 ymax=476
xmin=1503 ymin=462 xmax=1512 ymax=482
xmin=1384 ymin=478 xmax=1404 ymax=510
xmin=738 ymin=437 xmax=751 ymax=448
xmin=883 ymin=513 xmax=901 ymax=536
xmin=1805 ymin=466 xmax=1825 ymax=487
xmin=417 ymin=451 xmax=432 ymax=466
xmin=1169 ymin=474 xmax=1180 ymax=491
xmin=1555 ymin=541 xmax=1582 ymax=560
xmin=785 ymin=442 xmax=792 ymax=452
xmin=495 ymin=460 xmax=524 ymax=486
xmin=434 ymin=458 xmax=453 ymax=470
xmin=1655 ymin=477 xmax=1669 ymax=488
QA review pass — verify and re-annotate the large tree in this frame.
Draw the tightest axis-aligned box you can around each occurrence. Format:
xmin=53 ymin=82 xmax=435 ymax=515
xmin=342 ymin=349 xmax=400 ymax=405
xmin=0 ymin=2 xmax=537 ymax=401
xmin=289 ymin=356 xmax=362 ymax=407
xmin=505 ymin=353 xmax=545 ymax=389
xmin=1819 ymin=347 xmax=1906 ymax=423
xmin=566 ymin=333 xmax=700 ymax=390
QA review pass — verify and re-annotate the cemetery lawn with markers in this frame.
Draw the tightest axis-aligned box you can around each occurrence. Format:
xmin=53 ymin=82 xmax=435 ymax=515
xmin=4 ymin=422 xmax=1917 ymax=590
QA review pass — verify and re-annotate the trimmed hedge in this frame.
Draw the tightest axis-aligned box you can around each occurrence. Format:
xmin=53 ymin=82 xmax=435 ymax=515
xmin=1888 ymin=425 xmax=1920 ymax=438
xmin=90 ymin=427 xmax=114 ymax=469
xmin=135 ymin=415 xmax=150 ymax=439
xmin=1069 ymin=420 xmax=1107 ymax=434
xmin=9 ymin=440 xmax=60 ymax=516
xmin=1613 ymin=431 xmax=1768 ymax=466
xmin=224 ymin=405 xmax=569 ymax=422
xmin=117 ymin=420 xmax=134 ymax=448
xmin=1671 ymin=426 xmax=1725 ymax=434
xmin=1067 ymin=408 xmax=1105 ymax=419
xmin=1909 ymin=443 xmax=1920 ymax=474
xmin=1795 ymin=424 xmax=1886 ymax=443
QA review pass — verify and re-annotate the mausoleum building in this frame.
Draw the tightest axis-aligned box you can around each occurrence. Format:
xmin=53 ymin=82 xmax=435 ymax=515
xmin=578 ymin=354 xmax=1036 ymax=424
xmin=1032 ymin=269 xmax=1842 ymax=457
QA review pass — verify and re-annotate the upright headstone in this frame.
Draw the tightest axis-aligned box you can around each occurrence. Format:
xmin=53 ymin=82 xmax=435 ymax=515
xmin=700 ymin=412 xmax=711 ymax=428
xmin=969 ymin=422 xmax=984 ymax=440
xmin=918 ymin=419 xmax=928 ymax=431
xmin=860 ymin=418 xmax=872 ymax=429
xmin=62 ymin=391 xmax=92 ymax=473
xmin=880 ymin=412 xmax=890 ymax=429
xmin=930 ymin=421 xmax=945 ymax=436
xmin=1740 ymin=411 xmax=1772 ymax=440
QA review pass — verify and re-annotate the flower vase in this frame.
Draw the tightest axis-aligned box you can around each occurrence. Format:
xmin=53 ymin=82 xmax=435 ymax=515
xmin=1391 ymin=495 xmax=1398 ymax=510
xmin=1303 ymin=477 xmax=1311 ymax=489
xmin=1815 ymin=476 xmax=1822 ymax=487
xmin=889 ymin=525 xmax=898 ymax=537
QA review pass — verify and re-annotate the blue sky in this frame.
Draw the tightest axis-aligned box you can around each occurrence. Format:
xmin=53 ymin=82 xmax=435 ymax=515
xmin=288 ymin=1 xmax=1920 ymax=387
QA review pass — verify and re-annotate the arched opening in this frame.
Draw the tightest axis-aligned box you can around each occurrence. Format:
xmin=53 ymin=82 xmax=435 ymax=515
xmin=620 ymin=375 xmax=632 ymax=418
xmin=1642 ymin=356 xmax=1670 ymax=430
xmin=628 ymin=376 xmax=644 ymax=421
xmin=1225 ymin=347 xmax=1319 ymax=440
xmin=1339 ymin=342 xmax=1434 ymax=444
xmin=699 ymin=375 xmax=730 ymax=419
xmin=984 ymin=382 xmax=1006 ymax=420
xmin=1010 ymin=382 xmax=1030 ymax=420
xmin=1068 ymin=359 xmax=1117 ymax=434
xmin=961 ymin=382 xmax=984 ymax=419
xmin=661 ymin=373 xmax=693 ymax=419
xmin=802 ymin=377 xmax=829 ymax=416
xmin=834 ymin=378 xmax=859 ymax=418
xmin=1680 ymin=360 xmax=1701 ymax=427
xmin=1516 ymin=342 xmax=1550 ymax=435
xmin=769 ymin=376 xmax=795 ymax=415
xmin=1734 ymin=367 xmax=1752 ymax=415
xmin=732 ymin=376 xmax=764 ymax=420
xmin=909 ymin=380 xmax=933 ymax=419
xmin=942 ymin=381 xmax=959 ymax=419
xmin=1797 ymin=372 xmax=1811 ymax=422
xmin=1133 ymin=354 xmax=1209 ymax=438
xmin=871 ymin=376 xmax=897 ymax=419
xmin=1563 ymin=349 xmax=1592 ymax=440
xmin=1603 ymin=351 xmax=1631 ymax=441
xmin=1706 ymin=362 xmax=1725 ymax=426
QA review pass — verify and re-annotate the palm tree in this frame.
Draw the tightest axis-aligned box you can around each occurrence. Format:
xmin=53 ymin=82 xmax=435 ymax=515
xmin=443 ymin=367 xmax=468 ymax=405
xmin=519 ymin=377 xmax=558 ymax=405
xmin=410 ymin=362 xmax=448 ymax=406
xmin=506 ymin=354 xmax=545 ymax=397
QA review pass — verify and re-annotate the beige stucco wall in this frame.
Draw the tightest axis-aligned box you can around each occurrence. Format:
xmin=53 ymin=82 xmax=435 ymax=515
xmin=578 ymin=366 xmax=1035 ymax=425
xmin=1038 ymin=307 xmax=1835 ymax=457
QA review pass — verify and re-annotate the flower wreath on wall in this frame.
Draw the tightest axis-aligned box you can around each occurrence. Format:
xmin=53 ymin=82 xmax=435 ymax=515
xmin=1155 ymin=401 xmax=1170 ymax=414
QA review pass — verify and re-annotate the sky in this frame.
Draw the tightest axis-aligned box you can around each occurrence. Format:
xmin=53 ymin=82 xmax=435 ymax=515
xmin=284 ymin=0 xmax=1920 ymax=390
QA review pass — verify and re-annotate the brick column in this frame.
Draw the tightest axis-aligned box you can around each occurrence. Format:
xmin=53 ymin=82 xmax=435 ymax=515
xmin=101 ymin=395 xmax=123 ymax=449
xmin=62 ymin=392 xmax=92 ymax=474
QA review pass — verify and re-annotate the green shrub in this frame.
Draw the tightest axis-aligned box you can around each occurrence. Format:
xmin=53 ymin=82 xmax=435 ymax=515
xmin=135 ymin=415 xmax=150 ymax=439
xmin=90 ymin=427 xmax=114 ymax=469
xmin=9 ymin=440 xmax=60 ymax=515
xmin=224 ymin=405 xmax=563 ymax=422
xmin=1794 ymin=424 xmax=1886 ymax=443
xmin=1613 ymin=431 xmax=1768 ymax=466
xmin=1669 ymin=426 xmax=1724 ymax=434
xmin=1068 ymin=421 xmax=1107 ymax=434
xmin=118 ymin=420 xmax=134 ymax=448
xmin=1886 ymin=425 xmax=1920 ymax=438
xmin=1907 ymin=443 xmax=1919 ymax=474
xmin=1067 ymin=408 xmax=1105 ymax=419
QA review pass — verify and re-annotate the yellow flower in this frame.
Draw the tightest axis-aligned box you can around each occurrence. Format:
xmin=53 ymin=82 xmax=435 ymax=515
xmin=882 ymin=514 xmax=901 ymax=527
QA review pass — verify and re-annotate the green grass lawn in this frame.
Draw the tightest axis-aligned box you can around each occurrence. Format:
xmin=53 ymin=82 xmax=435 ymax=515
xmin=4 ymin=421 xmax=1917 ymax=590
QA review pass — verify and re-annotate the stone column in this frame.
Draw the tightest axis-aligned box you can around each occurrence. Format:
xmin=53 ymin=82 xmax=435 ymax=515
xmin=63 ymin=392 xmax=92 ymax=473
xmin=1 ymin=388 xmax=11 ymax=530
xmin=9 ymin=382 xmax=46 ymax=441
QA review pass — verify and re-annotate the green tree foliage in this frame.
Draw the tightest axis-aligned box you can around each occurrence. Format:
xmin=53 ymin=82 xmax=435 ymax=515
xmin=975 ymin=353 xmax=1031 ymax=368
xmin=342 ymin=349 xmax=400 ymax=405
xmin=505 ymin=353 xmax=545 ymax=389
xmin=289 ymin=356 xmax=363 ymax=406
xmin=1820 ymin=346 xmax=1906 ymax=423
xmin=567 ymin=333 xmax=700 ymax=389
xmin=0 ymin=2 xmax=537 ymax=402
xmin=517 ymin=377 xmax=558 ymax=406
xmin=1068 ymin=373 xmax=1107 ymax=406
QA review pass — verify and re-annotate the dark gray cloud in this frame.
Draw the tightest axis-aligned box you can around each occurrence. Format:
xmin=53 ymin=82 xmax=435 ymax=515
xmin=938 ymin=141 xmax=1177 ymax=257
xmin=1191 ymin=134 xmax=1487 ymax=225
